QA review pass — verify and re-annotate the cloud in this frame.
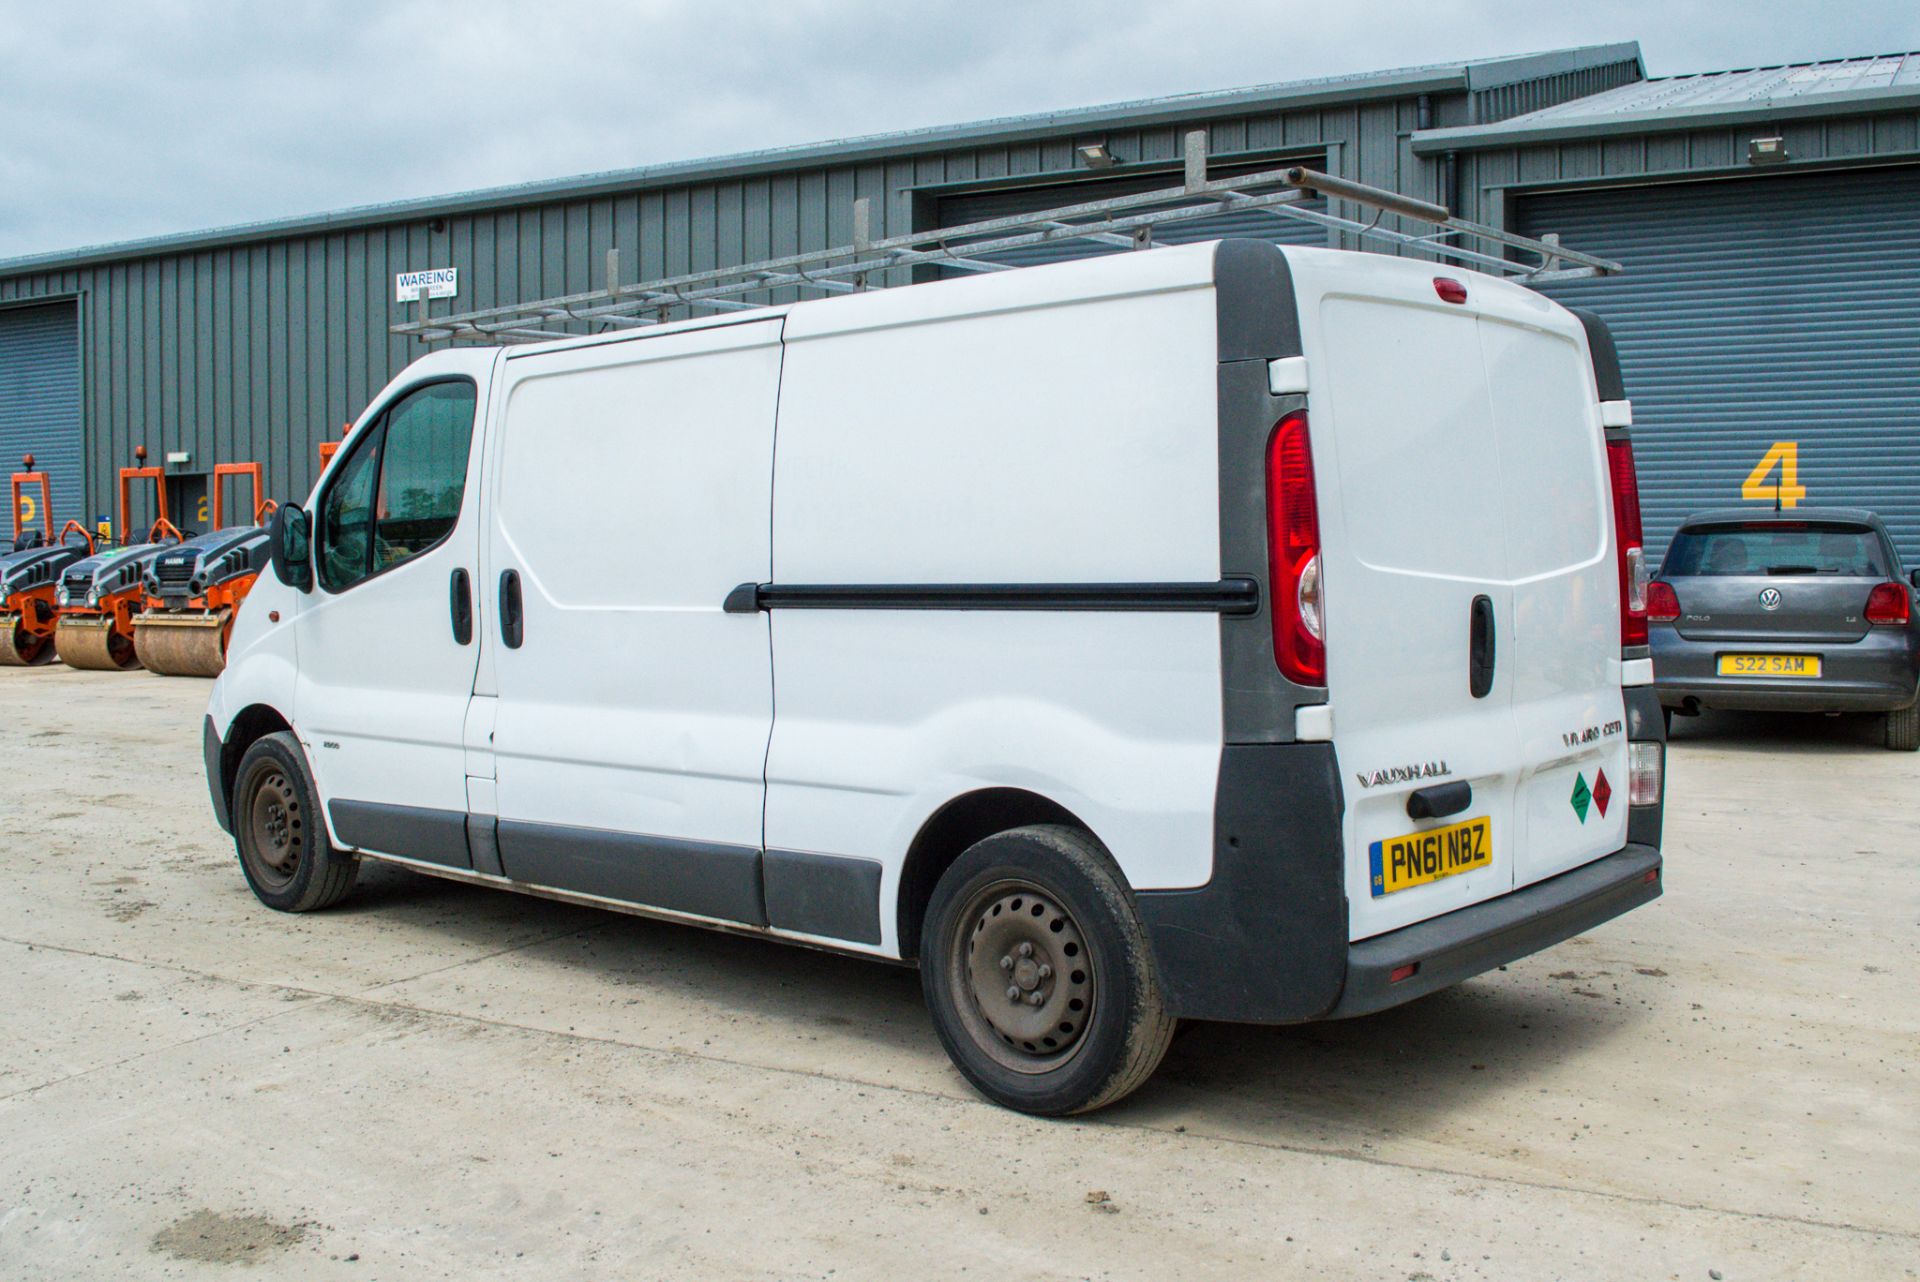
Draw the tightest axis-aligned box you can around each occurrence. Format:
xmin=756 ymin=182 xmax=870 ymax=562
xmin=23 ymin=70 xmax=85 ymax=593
xmin=0 ymin=0 xmax=1912 ymax=259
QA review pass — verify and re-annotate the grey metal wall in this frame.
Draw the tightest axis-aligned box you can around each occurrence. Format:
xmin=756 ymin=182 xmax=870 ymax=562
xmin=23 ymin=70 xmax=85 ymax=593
xmin=0 ymin=50 xmax=1658 ymax=527
xmin=0 ymin=301 xmax=82 ymax=532
xmin=0 ymin=92 xmax=1463 ymax=521
xmin=933 ymin=157 xmax=1331 ymax=269
xmin=1454 ymin=107 xmax=1920 ymax=229
xmin=1518 ymin=165 xmax=1920 ymax=564
xmin=1467 ymin=61 xmax=1643 ymax=126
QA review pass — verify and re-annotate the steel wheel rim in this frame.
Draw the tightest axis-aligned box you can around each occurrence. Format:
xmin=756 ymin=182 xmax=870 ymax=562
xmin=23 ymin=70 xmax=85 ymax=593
xmin=244 ymin=768 xmax=304 ymax=890
xmin=949 ymin=878 xmax=1095 ymax=1075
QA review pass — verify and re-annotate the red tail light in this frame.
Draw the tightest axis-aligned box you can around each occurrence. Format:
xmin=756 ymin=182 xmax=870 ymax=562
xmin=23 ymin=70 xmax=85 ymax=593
xmin=1266 ymin=411 xmax=1325 ymax=685
xmin=1434 ymin=277 xmax=1468 ymax=304
xmin=1646 ymin=580 xmax=1680 ymax=623
xmin=1866 ymin=582 xmax=1910 ymax=626
xmin=1606 ymin=438 xmax=1648 ymax=647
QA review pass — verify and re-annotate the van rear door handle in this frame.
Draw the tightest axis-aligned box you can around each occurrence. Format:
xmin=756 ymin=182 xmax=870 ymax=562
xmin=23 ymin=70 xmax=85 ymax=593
xmin=449 ymin=568 xmax=473 ymax=645
xmin=1469 ymin=594 xmax=1495 ymax=699
xmin=499 ymin=569 xmax=523 ymax=649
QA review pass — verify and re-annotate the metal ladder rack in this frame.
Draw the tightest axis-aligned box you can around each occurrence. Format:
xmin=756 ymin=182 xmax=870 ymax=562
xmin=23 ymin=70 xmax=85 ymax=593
xmin=393 ymin=130 xmax=1622 ymax=345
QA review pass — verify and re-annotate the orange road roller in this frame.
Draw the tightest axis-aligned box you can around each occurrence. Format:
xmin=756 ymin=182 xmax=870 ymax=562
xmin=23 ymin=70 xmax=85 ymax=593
xmin=0 ymin=524 xmax=95 ymax=666
xmin=52 ymin=521 xmax=183 ymax=671
xmin=132 ymin=522 xmax=273 ymax=677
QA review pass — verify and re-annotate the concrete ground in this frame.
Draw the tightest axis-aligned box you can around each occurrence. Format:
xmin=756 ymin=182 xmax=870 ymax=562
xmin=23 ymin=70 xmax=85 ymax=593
xmin=0 ymin=667 xmax=1914 ymax=1281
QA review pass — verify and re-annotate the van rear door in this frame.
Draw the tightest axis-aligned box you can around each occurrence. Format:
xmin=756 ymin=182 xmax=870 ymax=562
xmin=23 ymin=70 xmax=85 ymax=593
xmin=1288 ymin=252 xmax=1627 ymax=941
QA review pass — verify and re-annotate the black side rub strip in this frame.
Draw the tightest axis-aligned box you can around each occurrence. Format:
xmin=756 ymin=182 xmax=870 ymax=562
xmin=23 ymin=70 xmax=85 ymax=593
xmin=724 ymin=578 xmax=1260 ymax=615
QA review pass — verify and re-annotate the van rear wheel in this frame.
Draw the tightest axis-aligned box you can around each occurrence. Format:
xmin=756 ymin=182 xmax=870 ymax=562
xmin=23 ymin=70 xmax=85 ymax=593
xmin=920 ymin=825 xmax=1174 ymax=1115
xmin=233 ymin=732 xmax=359 ymax=911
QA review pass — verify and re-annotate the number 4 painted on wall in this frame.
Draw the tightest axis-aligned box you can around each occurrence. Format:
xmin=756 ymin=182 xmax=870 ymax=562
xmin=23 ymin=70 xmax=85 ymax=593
xmin=1743 ymin=441 xmax=1807 ymax=509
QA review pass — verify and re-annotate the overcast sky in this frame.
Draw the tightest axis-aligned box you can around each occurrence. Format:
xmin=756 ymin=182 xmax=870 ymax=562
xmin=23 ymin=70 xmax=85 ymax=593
xmin=1 ymin=1 xmax=1913 ymax=261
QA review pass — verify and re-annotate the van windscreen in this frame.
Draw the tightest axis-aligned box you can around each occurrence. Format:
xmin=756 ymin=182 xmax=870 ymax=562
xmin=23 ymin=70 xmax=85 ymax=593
xmin=1662 ymin=523 xmax=1889 ymax=577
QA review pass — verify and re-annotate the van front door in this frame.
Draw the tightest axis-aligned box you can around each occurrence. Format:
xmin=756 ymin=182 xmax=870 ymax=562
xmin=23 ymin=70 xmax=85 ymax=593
xmin=293 ymin=365 xmax=491 ymax=868
xmin=480 ymin=320 xmax=784 ymax=924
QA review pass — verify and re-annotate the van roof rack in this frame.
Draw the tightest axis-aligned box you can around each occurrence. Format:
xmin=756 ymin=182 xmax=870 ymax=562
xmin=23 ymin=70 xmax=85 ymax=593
xmin=393 ymin=129 xmax=1622 ymax=345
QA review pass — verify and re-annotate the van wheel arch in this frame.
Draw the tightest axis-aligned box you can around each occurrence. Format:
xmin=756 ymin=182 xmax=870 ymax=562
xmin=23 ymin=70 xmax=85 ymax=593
xmin=896 ymin=788 xmax=1094 ymax=961
xmin=220 ymin=704 xmax=296 ymax=818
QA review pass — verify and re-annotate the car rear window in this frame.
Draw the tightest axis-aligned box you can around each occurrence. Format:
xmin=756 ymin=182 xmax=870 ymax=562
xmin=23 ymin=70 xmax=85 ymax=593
xmin=1662 ymin=522 xmax=1890 ymax=577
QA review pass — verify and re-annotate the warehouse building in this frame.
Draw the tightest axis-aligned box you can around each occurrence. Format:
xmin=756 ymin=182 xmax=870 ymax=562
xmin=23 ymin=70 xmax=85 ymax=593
xmin=3 ymin=41 xmax=1918 ymax=560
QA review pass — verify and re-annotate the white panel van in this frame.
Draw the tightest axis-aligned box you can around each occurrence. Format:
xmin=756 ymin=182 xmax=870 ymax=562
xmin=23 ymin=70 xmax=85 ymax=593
xmin=204 ymin=239 xmax=1666 ymax=1115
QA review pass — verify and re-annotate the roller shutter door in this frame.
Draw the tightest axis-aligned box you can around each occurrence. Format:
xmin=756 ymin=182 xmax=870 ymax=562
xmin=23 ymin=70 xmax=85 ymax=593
xmin=1518 ymin=167 xmax=1920 ymax=563
xmin=0 ymin=302 xmax=83 ymax=537
xmin=937 ymin=159 xmax=1329 ymax=271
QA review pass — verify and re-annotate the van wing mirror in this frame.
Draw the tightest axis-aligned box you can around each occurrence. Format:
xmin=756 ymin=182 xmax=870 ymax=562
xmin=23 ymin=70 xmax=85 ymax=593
xmin=271 ymin=504 xmax=313 ymax=593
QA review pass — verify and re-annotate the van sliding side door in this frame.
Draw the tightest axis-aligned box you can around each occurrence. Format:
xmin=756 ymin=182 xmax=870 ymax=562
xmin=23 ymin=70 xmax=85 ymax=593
xmin=479 ymin=319 xmax=785 ymax=924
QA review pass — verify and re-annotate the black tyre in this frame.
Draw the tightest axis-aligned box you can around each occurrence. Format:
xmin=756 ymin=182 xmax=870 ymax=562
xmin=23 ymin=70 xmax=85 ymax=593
xmin=920 ymin=825 xmax=1174 ymax=1116
xmin=1885 ymin=699 xmax=1920 ymax=752
xmin=232 ymin=732 xmax=359 ymax=911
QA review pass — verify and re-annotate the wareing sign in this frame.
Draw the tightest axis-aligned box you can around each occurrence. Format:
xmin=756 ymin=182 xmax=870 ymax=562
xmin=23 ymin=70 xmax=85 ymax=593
xmin=396 ymin=268 xmax=458 ymax=302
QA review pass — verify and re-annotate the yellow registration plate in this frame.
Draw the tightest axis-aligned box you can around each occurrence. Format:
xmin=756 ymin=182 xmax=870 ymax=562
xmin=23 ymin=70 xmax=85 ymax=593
xmin=1368 ymin=815 xmax=1492 ymax=899
xmin=1717 ymin=654 xmax=1821 ymax=678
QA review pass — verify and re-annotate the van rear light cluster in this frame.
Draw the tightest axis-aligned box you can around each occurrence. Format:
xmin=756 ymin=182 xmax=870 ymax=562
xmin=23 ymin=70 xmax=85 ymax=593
xmin=1645 ymin=580 xmax=1680 ymax=623
xmin=1606 ymin=438 xmax=1649 ymax=647
xmin=1266 ymin=411 xmax=1325 ymax=685
xmin=1628 ymin=741 xmax=1663 ymax=807
xmin=1865 ymin=582 xmax=1910 ymax=626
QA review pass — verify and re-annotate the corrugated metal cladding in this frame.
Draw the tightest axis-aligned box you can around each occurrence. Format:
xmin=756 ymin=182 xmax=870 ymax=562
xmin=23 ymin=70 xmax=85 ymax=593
xmin=934 ymin=158 xmax=1330 ymax=269
xmin=1519 ymin=165 xmax=1920 ymax=564
xmin=0 ymin=302 xmax=82 ymax=533
xmin=1469 ymin=60 xmax=1643 ymax=125
xmin=0 ymin=91 xmax=1447 ymax=520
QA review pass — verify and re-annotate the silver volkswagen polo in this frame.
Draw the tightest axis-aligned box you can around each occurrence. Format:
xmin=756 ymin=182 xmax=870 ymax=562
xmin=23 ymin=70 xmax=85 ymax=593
xmin=1650 ymin=507 xmax=1920 ymax=750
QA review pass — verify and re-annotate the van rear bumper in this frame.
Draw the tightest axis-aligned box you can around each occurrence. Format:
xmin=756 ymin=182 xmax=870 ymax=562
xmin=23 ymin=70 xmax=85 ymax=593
xmin=1138 ymin=727 xmax=1664 ymax=1025
xmin=1324 ymin=844 xmax=1662 ymax=1019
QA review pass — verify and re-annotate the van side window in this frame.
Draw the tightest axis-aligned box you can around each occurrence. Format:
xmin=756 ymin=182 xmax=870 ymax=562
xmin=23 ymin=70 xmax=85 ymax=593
xmin=317 ymin=380 xmax=477 ymax=592
xmin=374 ymin=383 xmax=477 ymax=573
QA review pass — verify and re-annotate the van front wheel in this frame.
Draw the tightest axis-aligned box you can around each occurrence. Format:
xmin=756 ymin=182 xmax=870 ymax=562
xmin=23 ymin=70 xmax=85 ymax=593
xmin=920 ymin=825 xmax=1174 ymax=1115
xmin=233 ymin=732 xmax=359 ymax=912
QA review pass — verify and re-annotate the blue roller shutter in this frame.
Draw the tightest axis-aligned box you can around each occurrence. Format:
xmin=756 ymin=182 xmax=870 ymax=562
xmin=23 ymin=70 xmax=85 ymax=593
xmin=1517 ymin=167 xmax=1920 ymax=565
xmin=936 ymin=158 xmax=1329 ymax=271
xmin=0 ymin=302 xmax=83 ymax=537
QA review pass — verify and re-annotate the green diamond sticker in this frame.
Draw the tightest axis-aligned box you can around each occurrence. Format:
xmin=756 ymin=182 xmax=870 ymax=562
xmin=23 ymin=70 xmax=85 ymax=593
xmin=1570 ymin=772 xmax=1592 ymax=823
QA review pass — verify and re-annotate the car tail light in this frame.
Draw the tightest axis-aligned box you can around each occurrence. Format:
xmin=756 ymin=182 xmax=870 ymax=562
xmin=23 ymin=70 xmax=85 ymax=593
xmin=1266 ymin=411 xmax=1325 ymax=685
xmin=1646 ymin=580 xmax=1680 ymax=623
xmin=1629 ymin=741 xmax=1663 ymax=806
xmin=1434 ymin=277 xmax=1468 ymax=304
xmin=1606 ymin=438 xmax=1649 ymax=647
xmin=1866 ymin=581 xmax=1910 ymax=626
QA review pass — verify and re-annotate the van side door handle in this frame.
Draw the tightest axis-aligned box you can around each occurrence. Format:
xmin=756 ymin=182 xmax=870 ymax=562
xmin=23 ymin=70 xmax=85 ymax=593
xmin=449 ymin=568 xmax=473 ymax=645
xmin=499 ymin=569 xmax=524 ymax=649
xmin=1469 ymin=594 xmax=1495 ymax=699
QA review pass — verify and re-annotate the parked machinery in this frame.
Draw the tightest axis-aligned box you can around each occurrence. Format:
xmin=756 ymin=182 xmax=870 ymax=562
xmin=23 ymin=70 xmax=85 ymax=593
xmin=9 ymin=453 xmax=53 ymax=547
xmin=133 ymin=462 xmax=276 ymax=677
xmin=52 ymin=452 xmax=181 ymax=671
xmin=318 ymin=422 xmax=350 ymax=469
xmin=0 ymin=521 xmax=95 ymax=666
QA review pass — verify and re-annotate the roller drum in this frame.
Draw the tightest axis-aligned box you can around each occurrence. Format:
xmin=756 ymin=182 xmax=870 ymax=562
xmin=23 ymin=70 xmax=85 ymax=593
xmin=133 ymin=611 xmax=232 ymax=678
xmin=54 ymin=615 xmax=140 ymax=671
xmin=0 ymin=612 xmax=55 ymax=666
